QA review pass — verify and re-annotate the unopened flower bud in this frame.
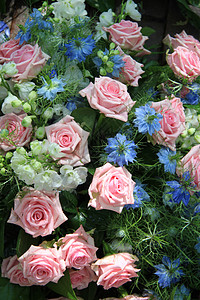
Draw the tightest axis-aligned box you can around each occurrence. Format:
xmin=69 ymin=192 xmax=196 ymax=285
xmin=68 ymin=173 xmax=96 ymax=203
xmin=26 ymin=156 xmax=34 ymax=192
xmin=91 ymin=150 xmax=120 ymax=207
xmin=21 ymin=116 xmax=32 ymax=127
xmin=106 ymin=61 xmax=114 ymax=68
xmin=5 ymin=152 xmax=13 ymax=159
xmin=16 ymin=147 xmax=26 ymax=155
xmin=197 ymin=114 xmax=200 ymax=123
xmin=53 ymin=18 xmax=60 ymax=23
xmin=11 ymin=99 xmax=22 ymax=108
xmin=0 ymin=167 xmax=6 ymax=174
xmin=35 ymin=126 xmax=45 ymax=139
xmin=42 ymin=1 xmax=48 ymax=7
xmin=109 ymin=42 xmax=115 ymax=50
xmin=43 ymin=107 xmax=54 ymax=120
xmin=97 ymin=50 xmax=104 ymax=58
xmin=106 ymin=67 xmax=113 ymax=73
xmin=23 ymin=102 xmax=31 ymax=113
xmin=181 ymin=130 xmax=188 ymax=138
xmin=188 ymin=128 xmax=195 ymax=135
xmin=100 ymin=67 xmax=107 ymax=76
xmin=102 ymin=55 xmax=108 ymax=63
xmin=28 ymin=91 xmax=37 ymax=101
xmin=194 ymin=132 xmax=200 ymax=143
xmin=113 ymin=49 xmax=120 ymax=55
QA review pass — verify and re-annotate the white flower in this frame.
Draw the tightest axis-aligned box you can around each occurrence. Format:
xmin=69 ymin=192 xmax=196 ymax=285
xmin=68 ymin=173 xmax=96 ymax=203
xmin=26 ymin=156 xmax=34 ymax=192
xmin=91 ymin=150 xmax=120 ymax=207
xmin=11 ymin=151 xmax=27 ymax=173
xmin=48 ymin=143 xmax=65 ymax=159
xmin=53 ymin=103 xmax=70 ymax=116
xmin=15 ymin=82 xmax=35 ymax=101
xmin=1 ymin=92 xmax=23 ymax=114
xmin=16 ymin=164 xmax=36 ymax=185
xmin=52 ymin=0 xmax=87 ymax=21
xmin=60 ymin=165 xmax=87 ymax=190
xmin=2 ymin=61 xmax=18 ymax=77
xmin=99 ymin=8 xmax=114 ymax=27
xmin=94 ymin=23 xmax=108 ymax=42
xmin=34 ymin=170 xmax=62 ymax=191
xmin=125 ymin=0 xmax=141 ymax=21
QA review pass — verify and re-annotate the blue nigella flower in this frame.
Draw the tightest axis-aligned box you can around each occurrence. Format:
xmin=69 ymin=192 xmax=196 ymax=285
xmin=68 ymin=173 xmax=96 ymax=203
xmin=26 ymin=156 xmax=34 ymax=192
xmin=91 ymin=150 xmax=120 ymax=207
xmin=105 ymin=133 xmax=137 ymax=167
xmin=64 ymin=35 xmax=95 ymax=62
xmin=15 ymin=19 xmax=32 ymax=44
xmin=93 ymin=48 xmax=125 ymax=78
xmin=174 ymin=284 xmax=190 ymax=300
xmin=166 ymin=172 xmax=191 ymax=206
xmin=181 ymin=83 xmax=200 ymax=105
xmin=49 ymin=69 xmax=57 ymax=79
xmin=154 ymin=256 xmax=184 ymax=288
xmin=157 ymin=147 xmax=177 ymax=174
xmin=66 ymin=101 xmax=77 ymax=112
xmin=193 ymin=202 xmax=200 ymax=215
xmin=194 ymin=237 xmax=200 ymax=253
xmin=37 ymin=76 xmax=66 ymax=101
xmin=0 ymin=21 xmax=10 ymax=39
xmin=125 ymin=180 xmax=150 ymax=209
xmin=134 ymin=103 xmax=163 ymax=136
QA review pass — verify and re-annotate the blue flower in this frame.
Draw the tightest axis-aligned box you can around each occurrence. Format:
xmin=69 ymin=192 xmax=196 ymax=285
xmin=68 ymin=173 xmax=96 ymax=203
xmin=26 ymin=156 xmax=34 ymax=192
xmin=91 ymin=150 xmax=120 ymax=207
xmin=66 ymin=101 xmax=77 ymax=112
xmin=0 ymin=21 xmax=10 ymax=39
xmin=174 ymin=284 xmax=190 ymax=300
xmin=134 ymin=104 xmax=163 ymax=136
xmin=157 ymin=147 xmax=177 ymax=174
xmin=105 ymin=133 xmax=137 ymax=167
xmin=125 ymin=181 xmax=150 ymax=209
xmin=154 ymin=256 xmax=184 ymax=288
xmin=64 ymin=35 xmax=95 ymax=62
xmin=194 ymin=237 xmax=200 ymax=253
xmin=37 ymin=76 xmax=66 ymax=101
xmin=93 ymin=48 xmax=125 ymax=78
xmin=166 ymin=180 xmax=190 ymax=207
xmin=15 ymin=20 xmax=32 ymax=44
xmin=181 ymin=83 xmax=200 ymax=105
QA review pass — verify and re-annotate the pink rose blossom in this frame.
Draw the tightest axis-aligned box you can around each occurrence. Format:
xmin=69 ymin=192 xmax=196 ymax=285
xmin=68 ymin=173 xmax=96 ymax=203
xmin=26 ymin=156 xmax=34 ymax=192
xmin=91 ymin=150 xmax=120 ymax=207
xmin=101 ymin=296 xmax=150 ymax=300
xmin=0 ymin=39 xmax=22 ymax=63
xmin=151 ymin=96 xmax=185 ymax=151
xmin=166 ymin=46 xmax=200 ymax=82
xmin=88 ymin=162 xmax=135 ymax=213
xmin=163 ymin=30 xmax=200 ymax=57
xmin=10 ymin=43 xmax=50 ymax=82
xmin=176 ymin=144 xmax=200 ymax=191
xmin=7 ymin=187 xmax=67 ymax=238
xmin=45 ymin=115 xmax=90 ymax=166
xmin=1 ymin=255 xmax=32 ymax=286
xmin=103 ymin=20 xmax=150 ymax=56
xmin=79 ymin=77 xmax=135 ymax=122
xmin=91 ymin=253 xmax=140 ymax=290
xmin=0 ymin=113 xmax=32 ymax=151
xmin=58 ymin=225 xmax=98 ymax=269
xmin=117 ymin=47 xmax=144 ymax=87
xmin=18 ymin=245 xmax=65 ymax=285
xmin=69 ymin=266 xmax=97 ymax=290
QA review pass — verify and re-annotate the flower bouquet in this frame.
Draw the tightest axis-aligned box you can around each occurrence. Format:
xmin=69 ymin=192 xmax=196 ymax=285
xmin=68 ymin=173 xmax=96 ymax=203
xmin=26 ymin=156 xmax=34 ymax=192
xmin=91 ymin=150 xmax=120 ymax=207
xmin=0 ymin=1 xmax=199 ymax=299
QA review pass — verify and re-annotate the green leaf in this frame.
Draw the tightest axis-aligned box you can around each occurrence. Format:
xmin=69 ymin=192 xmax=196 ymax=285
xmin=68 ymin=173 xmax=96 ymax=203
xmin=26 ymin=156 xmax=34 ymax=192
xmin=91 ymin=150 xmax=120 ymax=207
xmin=71 ymin=107 xmax=97 ymax=133
xmin=48 ymin=270 xmax=78 ymax=300
xmin=16 ymin=229 xmax=40 ymax=257
xmin=141 ymin=26 xmax=156 ymax=37
xmin=85 ymin=0 xmax=115 ymax=12
xmin=60 ymin=191 xmax=78 ymax=214
xmin=0 ymin=278 xmax=30 ymax=300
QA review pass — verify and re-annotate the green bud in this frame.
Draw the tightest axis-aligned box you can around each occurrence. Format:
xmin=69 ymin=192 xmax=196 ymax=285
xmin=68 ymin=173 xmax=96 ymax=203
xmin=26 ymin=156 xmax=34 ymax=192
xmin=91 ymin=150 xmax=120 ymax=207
xmin=109 ymin=42 xmax=115 ymax=50
xmin=106 ymin=67 xmax=113 ymax=73
xmin=49 ymin=5 xmax=54 ymax=11
xmin=97 ymin=50 xmax=104 ymax=59
xmin=106 ymin=61 xmax=114 ymax=68
xmin=102 ymin=55 xmax=108 ymax=63
xmin=194 ymin=132 xmax=200 ymax=143
xmin=100 ymin=67 xmax=107 ymax=76
xmin=5 ymin=152 xmax=13 ymax=159
xmin=11 ymin=99 xmax=22 ymax=108
xmin=35 ymin=127 xmax=45 ymax=139
xmin=42 ymin=1 xmax=48 ymax=7
xmin=38 ymin=7 xmax=43 ymax=12
xmin=113 ymin=49 xmax=120 ymax=55
xmin=43 ymin=107 xmax=54 ymax=120
xmin=181 ymin=130 xmax=187 ymax=138
xmin=23 ymin=102 xmax=31 ymax=113
xmin=21 ymin=116 xmax=32 ymax=127
xmin=53 ymin=18 xmax=60 ymax=23
xmin=0 ymin=168 xmax=6 ymax=175
xmin=28 ymin=91 xmax=37 ymax=101
xmin=188 ymin=128 xmax=195 ymax=135
xmin=0 ymin=163 xmax=3 ymax=168
xmin=16 ymin=147 xmax=26 ymax=155
xmin=197 ymin=114 xmax=200 ymax=123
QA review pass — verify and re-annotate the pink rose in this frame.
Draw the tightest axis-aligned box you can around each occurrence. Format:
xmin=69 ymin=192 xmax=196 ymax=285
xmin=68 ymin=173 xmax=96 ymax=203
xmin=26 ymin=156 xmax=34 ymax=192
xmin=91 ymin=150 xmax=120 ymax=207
xmin=166 ymin=46 xmax=200 ymax=82
xmin=163 ymin=30 xmax=200 ymax=57
xmin=151 ymin=96 xmax=185 ymax=151
xmin=176 ymin=145 xmax=200 ymax=191
xmin=45 ymin=115 xmax=90 ymax=166
xmin=18 ymin=245 xmax=65 ymax=285
xmin=10 ymin=43 xmax=50 ymax=82
xmin=79 ymin=77 xmax=135 ymax=122
xmin=7 ymin=187 xmax=67 ymax=238
xmin=0 ymin=39 xmax=22 ymax=63
xmin=101 ymin=296 xmax=150 ymax=300
xmin=69 ymin=266 xmax=97 ymax=290
xmin=103 ymin=20 xmax=150 ymax=56
xmin=58 ymin=225 xmax=98 ymax=269
xmin=88 ymin=162 xmax=135 ymax=213
xmin=91 ymin=253 xmax=140 ymax=290
xmin=1 ymin=255 xmax=32 ymax=286
xmin=117 ymin=47 xmax=144 ymax=87
xmin=0 ymin=113 xmax=32 ymax=151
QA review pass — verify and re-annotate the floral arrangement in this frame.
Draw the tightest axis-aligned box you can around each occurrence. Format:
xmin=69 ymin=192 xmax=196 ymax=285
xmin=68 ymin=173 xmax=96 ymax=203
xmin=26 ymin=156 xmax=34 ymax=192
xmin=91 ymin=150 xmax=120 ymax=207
xmin=0 ymin=1 xmax=199 ymax=299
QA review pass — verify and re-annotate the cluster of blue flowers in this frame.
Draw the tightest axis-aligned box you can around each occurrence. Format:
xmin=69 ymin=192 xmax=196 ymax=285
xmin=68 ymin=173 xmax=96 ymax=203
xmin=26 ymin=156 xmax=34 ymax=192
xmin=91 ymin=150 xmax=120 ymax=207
xmin=104 ymin=133 xmax=137 ymax=167
xmin=16 ymin=9 xmax=53 ymax=44
xmin=134 ymin=103 xmax=163 ymax=136
xmin=154 ymin=256 xmax=184 ymax=288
